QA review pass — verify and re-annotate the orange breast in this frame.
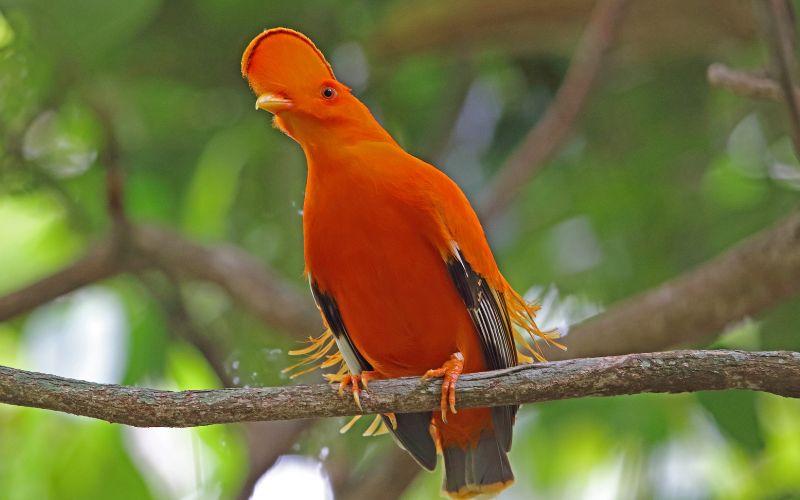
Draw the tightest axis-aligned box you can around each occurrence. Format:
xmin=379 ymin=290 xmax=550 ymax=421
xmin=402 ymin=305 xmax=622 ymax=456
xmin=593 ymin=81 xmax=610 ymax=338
xmin=304 ymin=172 xmax=485 ymax=377
xmin=302 ymin=151 xmax=495 ymax=447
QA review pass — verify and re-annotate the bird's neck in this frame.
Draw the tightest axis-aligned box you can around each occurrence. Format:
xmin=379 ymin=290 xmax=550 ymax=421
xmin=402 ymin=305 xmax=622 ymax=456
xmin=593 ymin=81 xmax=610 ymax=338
xmin=301 ymin=125 xmax=403 ymax=197
xmin=281 ymin=97 xmax=396 ymax=157
xmin=300 ymin=123 xmax=392 ymax=152
xmin=296 ymin=119 xmax=396 ymax=173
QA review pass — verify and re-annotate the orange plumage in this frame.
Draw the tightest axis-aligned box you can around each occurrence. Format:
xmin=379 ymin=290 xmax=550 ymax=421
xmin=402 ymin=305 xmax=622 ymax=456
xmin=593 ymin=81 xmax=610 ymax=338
xmin=242 ymin=28 xmax=560 ymax=498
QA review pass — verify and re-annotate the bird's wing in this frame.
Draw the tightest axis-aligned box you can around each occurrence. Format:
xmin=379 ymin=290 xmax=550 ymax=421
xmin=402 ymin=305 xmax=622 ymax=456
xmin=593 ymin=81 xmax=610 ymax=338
xmin=309 ymin=278 xmax=438 ymax=470
xmin=443 ymin=243 xmax=518 ymax=451
xmin=423 ymin=170 xmax=520 ymax=451
xmin=445 ymin=242 xmax=517 ymax=373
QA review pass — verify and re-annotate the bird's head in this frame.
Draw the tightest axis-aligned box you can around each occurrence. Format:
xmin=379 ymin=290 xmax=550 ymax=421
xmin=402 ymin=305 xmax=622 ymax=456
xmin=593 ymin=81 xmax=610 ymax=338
xmin=242 ymin=28 xmax=387 ymax=146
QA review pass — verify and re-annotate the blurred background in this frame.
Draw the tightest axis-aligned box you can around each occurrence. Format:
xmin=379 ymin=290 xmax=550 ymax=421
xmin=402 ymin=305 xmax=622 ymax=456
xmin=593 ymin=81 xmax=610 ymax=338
xmin=1 ymin=0 xmax=800 ymax=498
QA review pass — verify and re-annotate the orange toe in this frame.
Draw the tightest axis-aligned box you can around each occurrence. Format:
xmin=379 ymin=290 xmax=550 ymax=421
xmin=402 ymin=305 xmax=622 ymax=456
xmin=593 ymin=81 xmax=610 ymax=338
xmin=337 ymin=370 xmax=382 ymax=410
xmin=422 ymin=352 xmax=464 ymax=423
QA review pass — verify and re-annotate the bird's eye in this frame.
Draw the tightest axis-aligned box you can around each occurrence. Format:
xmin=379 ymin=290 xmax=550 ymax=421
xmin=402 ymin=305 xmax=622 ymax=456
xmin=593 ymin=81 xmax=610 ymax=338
xmin=321 ymin=86 xmax=337 ymax=100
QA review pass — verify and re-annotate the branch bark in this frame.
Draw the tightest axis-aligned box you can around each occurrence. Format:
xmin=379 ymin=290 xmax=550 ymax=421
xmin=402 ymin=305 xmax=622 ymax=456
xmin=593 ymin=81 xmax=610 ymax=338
xmin=478 ymin=0 xmax=628 ymax=221
xmin=2 ymin=350 xmax=798 ymax=427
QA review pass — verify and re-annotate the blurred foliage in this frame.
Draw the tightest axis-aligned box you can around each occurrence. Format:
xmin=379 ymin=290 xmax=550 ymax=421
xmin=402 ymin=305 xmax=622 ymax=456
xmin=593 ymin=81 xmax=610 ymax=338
xmin=1 ymin=0 xmax=800 ymax=499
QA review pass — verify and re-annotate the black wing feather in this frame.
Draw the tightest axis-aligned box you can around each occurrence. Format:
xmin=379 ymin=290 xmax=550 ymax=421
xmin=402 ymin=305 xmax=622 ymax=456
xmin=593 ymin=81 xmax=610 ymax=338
xmin=309 ymin=279 xmax=437 ymax=471
xmin=445 ymin=249 xmax=518 ymax=451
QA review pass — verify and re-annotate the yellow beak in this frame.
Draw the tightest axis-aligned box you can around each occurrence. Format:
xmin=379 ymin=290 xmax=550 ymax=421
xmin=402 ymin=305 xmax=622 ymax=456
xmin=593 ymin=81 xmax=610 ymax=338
xmin=255 ymin=93 xmax=293 ymax=113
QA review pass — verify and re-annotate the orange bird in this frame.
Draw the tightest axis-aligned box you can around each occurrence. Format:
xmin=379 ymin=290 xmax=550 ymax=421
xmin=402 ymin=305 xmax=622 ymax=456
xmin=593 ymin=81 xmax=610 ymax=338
xmin=242 ymin=28 xmax=560 ymax=498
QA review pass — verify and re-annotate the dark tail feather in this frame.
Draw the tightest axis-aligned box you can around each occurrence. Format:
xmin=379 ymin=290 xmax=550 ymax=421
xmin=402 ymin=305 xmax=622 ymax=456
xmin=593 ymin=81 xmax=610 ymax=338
xmin=442 ymin=430 xmax=514 ymax=499
xmin=383 ymin=412 xmax=437 ymax=471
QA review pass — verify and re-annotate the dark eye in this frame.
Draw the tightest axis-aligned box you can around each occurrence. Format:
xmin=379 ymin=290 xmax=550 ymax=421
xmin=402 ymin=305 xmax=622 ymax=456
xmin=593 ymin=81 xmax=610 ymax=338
xmin=321 ymin=86 xmax=337 ymax=99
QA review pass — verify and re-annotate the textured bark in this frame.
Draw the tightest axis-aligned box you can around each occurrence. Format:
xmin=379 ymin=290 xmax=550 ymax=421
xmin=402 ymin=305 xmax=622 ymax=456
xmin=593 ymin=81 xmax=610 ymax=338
xmin=552 ymin=213 xmax=800 ymax=359
xmin=2 ymin=350 xmax=798 ymax=427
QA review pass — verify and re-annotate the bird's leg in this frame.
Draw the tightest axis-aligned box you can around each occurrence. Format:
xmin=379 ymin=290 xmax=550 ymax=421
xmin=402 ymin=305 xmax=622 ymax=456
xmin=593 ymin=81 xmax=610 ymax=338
xmin=422 ymin=352 xmax=464 ymax=423
xmin=338 ymin=370 xmax=381 ymax=410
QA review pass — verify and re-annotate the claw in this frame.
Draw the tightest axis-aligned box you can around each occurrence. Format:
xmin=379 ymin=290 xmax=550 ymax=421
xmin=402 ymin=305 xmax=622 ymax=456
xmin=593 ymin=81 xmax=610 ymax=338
xmin=422 ymin=352 xmax=464 ymax=423
xmin=384 ymin=412 xmax=397 ymax=430
xmin=336 ymin=371 xmax=381 ymax=411
xmin=352 ymin=384 xmax=362 ymax=410
xmin=360 ymin=370 xmax=377 ymax=389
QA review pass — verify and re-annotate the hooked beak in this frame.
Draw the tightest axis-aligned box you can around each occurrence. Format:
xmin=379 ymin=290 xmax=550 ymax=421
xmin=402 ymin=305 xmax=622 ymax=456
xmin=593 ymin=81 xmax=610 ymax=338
xmin=255 ymin=93 xmax=293 ymax=114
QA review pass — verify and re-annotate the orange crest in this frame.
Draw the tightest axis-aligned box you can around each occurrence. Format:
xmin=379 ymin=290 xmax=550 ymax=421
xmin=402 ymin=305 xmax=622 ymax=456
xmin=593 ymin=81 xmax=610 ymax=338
xmin=241 ymin=28 xmax=336 ymax=96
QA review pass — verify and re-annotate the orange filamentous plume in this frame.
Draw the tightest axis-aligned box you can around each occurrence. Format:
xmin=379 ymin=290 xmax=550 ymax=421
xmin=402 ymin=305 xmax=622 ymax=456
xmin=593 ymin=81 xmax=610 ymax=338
xmin=504 ymin=288 xmax=565 ymax=363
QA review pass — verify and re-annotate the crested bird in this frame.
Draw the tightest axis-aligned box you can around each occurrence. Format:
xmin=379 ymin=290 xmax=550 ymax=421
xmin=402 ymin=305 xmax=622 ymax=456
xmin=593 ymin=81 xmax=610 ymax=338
xmin=241 ymin=27 xmax=560 ymax=499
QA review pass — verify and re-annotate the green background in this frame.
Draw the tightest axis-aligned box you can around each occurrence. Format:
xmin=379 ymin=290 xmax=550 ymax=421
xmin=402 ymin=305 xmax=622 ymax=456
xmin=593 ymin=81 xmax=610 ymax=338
xmin=1 ymin=1 xmax=799 ymax=499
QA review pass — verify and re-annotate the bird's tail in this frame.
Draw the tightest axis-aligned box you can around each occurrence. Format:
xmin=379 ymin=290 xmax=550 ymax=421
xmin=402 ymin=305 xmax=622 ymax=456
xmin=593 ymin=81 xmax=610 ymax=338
xmin=441 ymin=429 xmax=514 ymax=499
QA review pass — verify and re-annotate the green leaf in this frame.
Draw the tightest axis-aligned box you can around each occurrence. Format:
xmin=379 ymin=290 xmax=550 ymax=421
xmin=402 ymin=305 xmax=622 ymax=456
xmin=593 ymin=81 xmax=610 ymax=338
xmin=181 ymin=128 xmax=251 ymax=239
xmin=697 ymin=391 xmax=765 ymax=453
xmin=0 ymin=9 xmax=15 ymax=49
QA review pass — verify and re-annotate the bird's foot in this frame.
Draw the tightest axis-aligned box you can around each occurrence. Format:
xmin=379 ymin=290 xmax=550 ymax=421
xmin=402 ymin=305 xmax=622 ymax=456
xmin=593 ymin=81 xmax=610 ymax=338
xmin=422 ymin=352 xmax=464 ymax=423
xmin=338 ymin=370 xmax=380 ymax=410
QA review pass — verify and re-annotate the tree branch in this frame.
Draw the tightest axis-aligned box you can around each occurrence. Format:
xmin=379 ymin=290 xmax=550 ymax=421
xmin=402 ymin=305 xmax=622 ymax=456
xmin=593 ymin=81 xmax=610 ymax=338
xmin=131 ymin=226 xmax=320 ymax=339
xmin=1 ymin=350 xmax=797 ymax=427
xmin=0 ymin=225 xmax=320 ymax=340
xmin=478 ymin=0 xmax=628 ymax=221
xmin=374 ymin=0 xmax=755 ymax=61
xmin=0 ymin=240 xmax=129 ymax=321
xmin=552 ymin=211 xmax=800 ymax=359
xmin=4 ymin=208 xmax=800 ymax=366
xmin=762 ymin=0 xmax=800 ymax=159
xmin=707 ymin=63 xmax=797 ymax=101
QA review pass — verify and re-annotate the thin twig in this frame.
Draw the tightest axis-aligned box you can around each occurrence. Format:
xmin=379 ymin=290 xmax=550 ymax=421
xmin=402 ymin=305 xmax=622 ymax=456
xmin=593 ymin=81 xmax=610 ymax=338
xmin=707 ymin=63 xmax=796 ymax=101
xmin=1 ymin=350 xmax=798 ymax=427
xmin=762 ymin=0 xmax=800 ymax=158
xmin=478 ymin=0 xmax=628 ymax=222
